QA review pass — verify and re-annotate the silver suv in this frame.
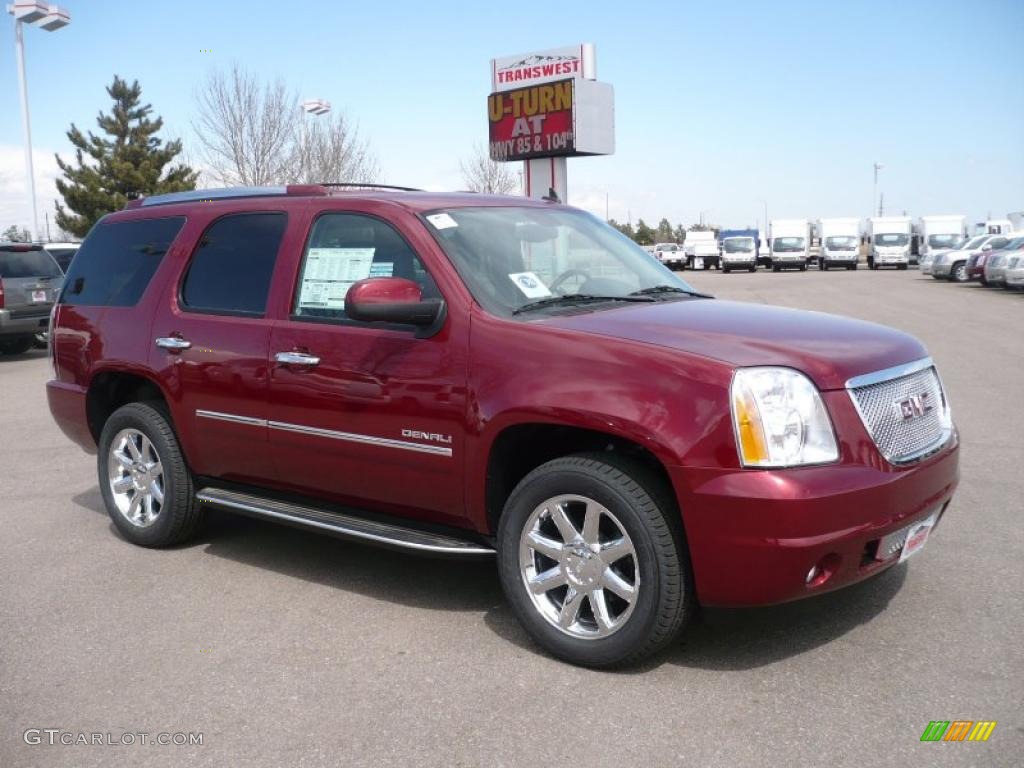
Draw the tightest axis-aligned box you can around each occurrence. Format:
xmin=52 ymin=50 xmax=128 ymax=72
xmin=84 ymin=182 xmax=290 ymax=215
xmin=0 ymin=243 xmax=63 ymax=356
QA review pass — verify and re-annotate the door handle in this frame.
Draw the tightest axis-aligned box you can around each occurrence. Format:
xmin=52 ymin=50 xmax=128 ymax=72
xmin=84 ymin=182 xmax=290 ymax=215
xmin=274 ymin=351 xmax=320 ymax=367
xmin=155 ymin=337 xmax=192 ymax=351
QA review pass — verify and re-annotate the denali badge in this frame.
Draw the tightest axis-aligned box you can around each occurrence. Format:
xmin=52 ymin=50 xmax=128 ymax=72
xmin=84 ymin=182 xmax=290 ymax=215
xmin=896 ymin=392 xmax=933 ymax=421
xmin=401 ymin=429 xmax=453 ymax=445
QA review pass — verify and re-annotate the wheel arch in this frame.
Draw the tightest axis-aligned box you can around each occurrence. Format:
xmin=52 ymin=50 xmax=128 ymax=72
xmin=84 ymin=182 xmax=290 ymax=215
xmin=478 ymin=416 xmax=682 ymax=539
xmin=85 ymin=367 xmax=173 ymax=445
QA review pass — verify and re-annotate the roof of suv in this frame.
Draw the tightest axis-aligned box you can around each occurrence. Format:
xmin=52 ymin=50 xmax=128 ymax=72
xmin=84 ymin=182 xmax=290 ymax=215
xmin=116 ymin=185 xmax=557 ymax=220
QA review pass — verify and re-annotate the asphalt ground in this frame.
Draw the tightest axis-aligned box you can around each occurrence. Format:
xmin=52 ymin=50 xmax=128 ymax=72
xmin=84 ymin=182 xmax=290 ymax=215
xmin=1 ymin=266 xmax=1021 ymax=767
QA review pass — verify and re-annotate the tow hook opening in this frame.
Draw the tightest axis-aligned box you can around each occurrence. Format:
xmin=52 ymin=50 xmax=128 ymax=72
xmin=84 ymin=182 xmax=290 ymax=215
xmin=805 ymin=553 xmax=841 ymax=588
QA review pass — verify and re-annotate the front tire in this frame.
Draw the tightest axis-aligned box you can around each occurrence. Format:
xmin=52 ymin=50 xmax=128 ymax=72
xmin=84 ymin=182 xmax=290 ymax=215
xmin=497 ymin=454 xmax=692 ymax=668
xmin=98 ymin=402 xmax=203 ymax=547
xmin=952 ymin=262 xmax=968 ymax=282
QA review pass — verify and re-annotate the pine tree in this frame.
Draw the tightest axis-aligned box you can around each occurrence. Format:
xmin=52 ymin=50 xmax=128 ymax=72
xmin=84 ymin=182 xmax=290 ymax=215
xmin=634 ymin=218 xmax=655 ymax=246
xmin=55 ymin=76 xmax=197 ymax=237
xmin=655 ymin=218 xmax=674 ymax=243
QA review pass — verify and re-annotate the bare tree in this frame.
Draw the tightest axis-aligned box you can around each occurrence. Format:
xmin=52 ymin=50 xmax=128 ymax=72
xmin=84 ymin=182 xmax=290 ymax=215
xmin=287 ymin=113 xmax=380 ymax=185
xmin=192 ymin=65 xmax=380 ymax=188
xmin=460 ymin=144 xmax=519 ymax=194
xmin=192 ymin=66 xmax=298 ymax=186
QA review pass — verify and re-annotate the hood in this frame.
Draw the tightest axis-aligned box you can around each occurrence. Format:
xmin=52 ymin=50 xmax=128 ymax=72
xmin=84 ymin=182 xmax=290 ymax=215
xmin=542 ymin=299 xmax=926 ymax=391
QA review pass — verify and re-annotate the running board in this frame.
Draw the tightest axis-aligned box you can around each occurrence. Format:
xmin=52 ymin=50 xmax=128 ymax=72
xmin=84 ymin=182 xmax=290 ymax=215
xmin=195 ymin=487 xmax=495 ymax=557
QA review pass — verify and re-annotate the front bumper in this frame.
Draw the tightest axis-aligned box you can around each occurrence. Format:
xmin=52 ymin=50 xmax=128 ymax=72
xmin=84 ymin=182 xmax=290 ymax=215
xmin=0 ymin=307 xmax=51 ymax=337
xmin=872 ymin=254 xmax=909 ymax=265
xmin=1006 ymin=272 xmax=1024 ymax=287
xmin=722 ymin=258 xmax=755 ymax=268
xmin=669 ymin=436 xmax=959 ymax=607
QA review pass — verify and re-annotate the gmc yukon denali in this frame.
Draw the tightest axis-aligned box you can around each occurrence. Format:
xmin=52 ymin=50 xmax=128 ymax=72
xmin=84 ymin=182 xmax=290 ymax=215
xmin=47 ymin=186 xmax=960 ymax=667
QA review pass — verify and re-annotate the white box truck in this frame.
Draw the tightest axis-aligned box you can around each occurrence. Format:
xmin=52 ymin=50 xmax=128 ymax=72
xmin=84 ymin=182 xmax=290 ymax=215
xmin=768 ymin=219 xmax=810 ymax=271
xmin=684 ymin=231 xmax=720 ymax=270
xmin=868 ymin=216 xmax=913 ymax=270
xmin=817 ymin=218 xmax=861 ymax=270
xmin=918 ymin=215 xmax=966 ymax=262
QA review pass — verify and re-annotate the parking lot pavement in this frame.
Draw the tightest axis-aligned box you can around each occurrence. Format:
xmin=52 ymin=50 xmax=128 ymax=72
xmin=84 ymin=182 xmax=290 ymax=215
xmin=1 ymin=269 xmax=1021 ymax=768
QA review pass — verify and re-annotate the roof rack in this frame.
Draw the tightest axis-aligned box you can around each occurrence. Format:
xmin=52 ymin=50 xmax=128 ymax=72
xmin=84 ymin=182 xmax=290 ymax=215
xmin=126 ymin=183 xmax=423 ymax=209
xmin=128 ymin=185 xmax=329 ymax=209
xmin=320 ymin=183 xmax=424 ymax=192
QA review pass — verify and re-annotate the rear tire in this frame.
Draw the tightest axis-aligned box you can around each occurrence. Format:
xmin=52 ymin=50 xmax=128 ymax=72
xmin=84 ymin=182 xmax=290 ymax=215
xmin=98 ymin=402 xmax=203 ymax=548
xmin=0 ymin=336 xmax=33 ymax=355
xmin=497 ymin=453 xmax=692 ymax=668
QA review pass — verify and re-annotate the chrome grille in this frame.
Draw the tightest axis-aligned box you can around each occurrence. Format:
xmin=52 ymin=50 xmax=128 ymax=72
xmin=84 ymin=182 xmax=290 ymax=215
xmin=848 ymin=363 xmax=948 ymax=463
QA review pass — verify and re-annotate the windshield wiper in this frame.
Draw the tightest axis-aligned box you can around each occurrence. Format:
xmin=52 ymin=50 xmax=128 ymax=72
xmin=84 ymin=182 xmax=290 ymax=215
xmin=629 ymin=285 xmax=713 ymax=299
xmin=513 ymin=294 xmax=655 ymax=315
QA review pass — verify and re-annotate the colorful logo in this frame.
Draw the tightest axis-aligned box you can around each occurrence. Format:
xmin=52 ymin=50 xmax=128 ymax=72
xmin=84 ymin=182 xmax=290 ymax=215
xmin=920 ymin=721 xmax=996 ymax=742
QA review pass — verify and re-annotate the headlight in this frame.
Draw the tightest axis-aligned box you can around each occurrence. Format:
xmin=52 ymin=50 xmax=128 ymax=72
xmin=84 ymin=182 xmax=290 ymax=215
xmin=730 ymin=367 xmax=839 ymax=467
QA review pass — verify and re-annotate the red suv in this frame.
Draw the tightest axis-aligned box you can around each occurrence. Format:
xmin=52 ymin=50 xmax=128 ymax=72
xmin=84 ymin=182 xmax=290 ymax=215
xmin=47 ymin=186 xmax=959 ymax=667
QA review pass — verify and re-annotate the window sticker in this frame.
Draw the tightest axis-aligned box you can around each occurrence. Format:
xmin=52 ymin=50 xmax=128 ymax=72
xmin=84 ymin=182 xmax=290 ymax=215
xmin=426 ymin=213 xmax=458 ymax=230
xmin=369 ymin=262 xmax=393 ymax=278
xmin=508 ymin=271 xmax=552 ymax=299
xmin=297 ymin=247 xmax=375 ymax=309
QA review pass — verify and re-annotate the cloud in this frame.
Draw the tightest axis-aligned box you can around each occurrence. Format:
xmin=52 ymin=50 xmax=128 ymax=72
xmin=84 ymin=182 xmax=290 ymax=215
xmin=0 ymin=144 xmax=68 ymax=239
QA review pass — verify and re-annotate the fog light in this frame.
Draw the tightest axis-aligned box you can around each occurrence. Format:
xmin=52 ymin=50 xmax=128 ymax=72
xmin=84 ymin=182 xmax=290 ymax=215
xmin=805 ymin=553 xmax=841 ymax=588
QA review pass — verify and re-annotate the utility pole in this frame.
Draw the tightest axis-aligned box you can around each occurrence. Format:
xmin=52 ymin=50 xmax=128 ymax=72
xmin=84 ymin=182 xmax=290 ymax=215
xmin=879 ymin=192 xmax=885 ymax=217
xmin=872 ymin=162 xmax=884 ymax=219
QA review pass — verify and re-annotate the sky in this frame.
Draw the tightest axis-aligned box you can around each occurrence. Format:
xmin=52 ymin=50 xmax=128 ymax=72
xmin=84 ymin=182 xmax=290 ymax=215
xmin=1 ymin=0 xmax=1022 ymax=237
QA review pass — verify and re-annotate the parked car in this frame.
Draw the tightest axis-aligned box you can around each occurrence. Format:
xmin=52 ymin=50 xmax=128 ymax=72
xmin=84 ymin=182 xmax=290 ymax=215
xmin=0 ymin=242 xmax=63 ymax=356
xmin=918 ymin=238 xmax=965 ymax=276
xmin=1004 ymin=253 xmax=1024 ymax=291
xmin=931 ymin=234 xmax=997 ymax=282
xmin=966 ymin=235 xmax=1012 ymax=283
xmin=43 ymin=241 xmax=81 ymax=272
xmin=982 ymin=236 xmax=1024 ymax=288
xmin=47 ymin=186 xmax=960 ymax=668
xmin=653 ymin=242 xmax=685 ymax=270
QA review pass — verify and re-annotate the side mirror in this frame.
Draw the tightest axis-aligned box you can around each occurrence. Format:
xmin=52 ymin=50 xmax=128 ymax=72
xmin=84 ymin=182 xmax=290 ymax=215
xmin=344 ymin=277 xmax=444 ymax=331
xmin=981 ymin=244 xmax=992 ymax=251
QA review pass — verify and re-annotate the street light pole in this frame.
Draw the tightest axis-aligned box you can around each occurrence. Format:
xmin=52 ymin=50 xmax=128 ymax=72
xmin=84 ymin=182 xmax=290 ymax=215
xmin=12 ymin=15 xmax=38 ymax=241
xmin=7 ymin=3 xmax=71 ymax=242
xmin=872 ymin=162 xmax=884 ymax=218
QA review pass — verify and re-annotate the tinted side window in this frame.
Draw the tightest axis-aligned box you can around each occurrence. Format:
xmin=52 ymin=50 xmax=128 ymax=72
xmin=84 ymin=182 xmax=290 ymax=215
xmin=181 ymin=213 xmax=286 ymax=316
xmin=60 ymin=217 xmax=184 ymax=306
xmin=292 ymin=213 xmax=439 ymax=321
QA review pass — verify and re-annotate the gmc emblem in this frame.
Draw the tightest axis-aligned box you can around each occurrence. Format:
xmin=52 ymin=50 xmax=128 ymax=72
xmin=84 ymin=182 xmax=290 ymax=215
xmin=896 ymin=392 xmax=933 ymax=421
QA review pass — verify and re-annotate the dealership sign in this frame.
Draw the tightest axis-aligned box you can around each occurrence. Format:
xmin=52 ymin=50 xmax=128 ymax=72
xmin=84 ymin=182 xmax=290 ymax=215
xmin=488 ymin=78 xmax=614 ymax=162
xmin=491 ymin=43 xmax=596 ymax=92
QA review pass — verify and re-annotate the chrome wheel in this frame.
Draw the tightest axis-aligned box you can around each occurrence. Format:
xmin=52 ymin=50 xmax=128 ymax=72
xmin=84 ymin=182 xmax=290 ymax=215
xmin=107 ymin=428 xmax=165 ymax=528
xmin=519 ymin=494 xmax=639 ymax=640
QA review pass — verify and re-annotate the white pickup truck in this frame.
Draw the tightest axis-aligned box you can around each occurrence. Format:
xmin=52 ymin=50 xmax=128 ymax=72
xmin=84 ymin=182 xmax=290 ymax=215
xmin=653 ymin=242 xmax=685 ymax=269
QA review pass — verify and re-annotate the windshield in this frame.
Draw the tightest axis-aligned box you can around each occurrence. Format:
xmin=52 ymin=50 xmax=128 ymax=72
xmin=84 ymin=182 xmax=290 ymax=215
xmin=772 ymin=237 xmax=805 ymax=252
xmin=654 ymin=244 xmax=677 ymax=252
xmin=927 ymin=234 xmax=960 ymax=249
xmin=961 ymin=236 xmax=987 ymax=250
xmin=874 ymin=233 xmax=909 ymax=247
xmin=825 ymin=236 xmax=858 ymax=250
xmin=0 ymin=248 xmax=62 ymax=278
xmin=723 ymin=237 xmax=754 ymax=253
xmin=1005 ymin=236 xmax=1024 ymax=250
xmin=424 ymin=207 xmax=700 ymax=316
